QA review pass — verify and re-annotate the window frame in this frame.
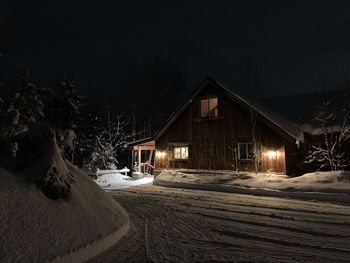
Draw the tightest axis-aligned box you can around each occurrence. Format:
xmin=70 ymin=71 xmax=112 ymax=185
xmin=200 ymin=96 xmax=219 ymax=118
xmin=237 ymin=142 xmax=262 ymax=161
xmin=238 ymin=142 xmax=254 ymax=160
xmin=172 ymin=145 xmax=189 ymax=160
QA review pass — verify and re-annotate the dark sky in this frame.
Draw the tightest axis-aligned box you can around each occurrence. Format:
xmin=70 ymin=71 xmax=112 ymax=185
xmin=1 ymin=0 xmax=350 ymax=99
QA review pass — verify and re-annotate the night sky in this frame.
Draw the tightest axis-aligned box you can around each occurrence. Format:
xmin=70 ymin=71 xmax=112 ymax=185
xmin=1 ymin=0 xmax=350 ymax=100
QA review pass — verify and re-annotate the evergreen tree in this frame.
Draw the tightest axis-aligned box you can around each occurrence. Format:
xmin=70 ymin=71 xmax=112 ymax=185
xmin=0 ymin=70 xmax=48 ymax=167
xmin=0 ymin=72 xmax=84 ymax=200
xmin=49 ymin=78 xmax=83 ymax=130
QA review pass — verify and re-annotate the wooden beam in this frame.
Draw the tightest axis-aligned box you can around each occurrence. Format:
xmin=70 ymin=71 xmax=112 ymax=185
xmin=133 ymin=145 xmax=155 ymax=151
xmin=138 ymin=146 xmax=141 ymax=172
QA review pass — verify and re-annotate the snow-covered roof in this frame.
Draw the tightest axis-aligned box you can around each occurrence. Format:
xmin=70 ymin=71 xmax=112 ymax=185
xmin=127 ymin=137 xmax=155 ymax=147
xmin=156 ymin=77 xmax=304 ymax=143
xmin=301 ymin=124 xmax=343 ymax=135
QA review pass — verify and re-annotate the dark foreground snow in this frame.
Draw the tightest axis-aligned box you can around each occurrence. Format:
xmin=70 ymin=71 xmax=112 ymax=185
xmin=0 ymin=165 xmax=129 ymax=262
xmin=91 ymin=184 xmax=350 ymax=263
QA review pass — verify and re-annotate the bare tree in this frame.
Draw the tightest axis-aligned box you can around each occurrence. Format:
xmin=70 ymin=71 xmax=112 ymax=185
xmin=249 ymin=106 xmax=262 ymax=174
xmin=304 ymin=101 xmax=350 ymax=170
xmin=123 ymin=55 xmax=187 ymax=140
xmin=245 ymin=50 xmax=262 ymax=173
xmin=82 ymin=105 xmax=131 ymax=170
xmin=228 ymin=143 xmax=238 ymax=172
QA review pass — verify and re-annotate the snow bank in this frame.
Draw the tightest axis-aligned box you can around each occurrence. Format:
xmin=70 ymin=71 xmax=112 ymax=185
xmin=94 ymin=172 xmax=154 ymax=190
xmin=155 ymin=170 xmax=350 ymax=204
xmin=0 ymin=164 xmax=129 ymax=262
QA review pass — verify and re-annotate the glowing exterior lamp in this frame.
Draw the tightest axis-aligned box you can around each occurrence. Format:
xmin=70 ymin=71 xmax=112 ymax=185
xmin=156 ymin=151 xmax=166 ymax=159
xmin=268 ymin=150 xmax=278 ymax=158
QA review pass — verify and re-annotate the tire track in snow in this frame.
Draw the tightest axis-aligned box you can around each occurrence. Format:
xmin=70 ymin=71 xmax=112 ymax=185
xmin=91 ymin=184 xmax=350 ymax=263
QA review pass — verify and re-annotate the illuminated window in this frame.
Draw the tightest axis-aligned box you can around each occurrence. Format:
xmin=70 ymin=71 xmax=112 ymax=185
xmin=200 ymin=97 xmax=218 ymax=118
xmin=173 ymin=146 xmax=189 ymax=159
xmin=268 ymin=150 xmax=277 ymax=158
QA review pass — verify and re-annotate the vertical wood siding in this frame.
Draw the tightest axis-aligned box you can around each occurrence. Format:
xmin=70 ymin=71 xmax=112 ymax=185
xmin=155 ymin=83 xmax=293 ymax=174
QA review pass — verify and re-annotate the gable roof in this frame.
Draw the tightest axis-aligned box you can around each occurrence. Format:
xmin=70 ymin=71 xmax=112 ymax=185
xmin=155 ymin=77 xmax=304 ymax=143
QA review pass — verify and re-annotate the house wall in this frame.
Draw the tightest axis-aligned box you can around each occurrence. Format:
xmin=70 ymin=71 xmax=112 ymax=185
xmin=155 ymin=83 xmax=292 ymax=174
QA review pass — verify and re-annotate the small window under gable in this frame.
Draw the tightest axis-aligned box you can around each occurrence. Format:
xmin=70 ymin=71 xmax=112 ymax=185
xmin=200 ymin=97 xmax=218 ymax=118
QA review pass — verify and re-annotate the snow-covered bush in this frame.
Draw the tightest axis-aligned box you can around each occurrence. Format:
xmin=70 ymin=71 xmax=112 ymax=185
xmin=14 ymin=123 xmax=75 ymax=199
xmin=38 ymin=133 xmax=77 ymax=199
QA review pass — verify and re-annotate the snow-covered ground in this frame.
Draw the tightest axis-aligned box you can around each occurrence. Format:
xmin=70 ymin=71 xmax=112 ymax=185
xmin=155 ymin=169 xmax=350 ymax=204
xmin=0 ymin=164 xmax=129 ymax=262
xmin=90 ymin=184 xmax=350 ymax=263
xmin=94 ymin=172 xmax=154 ymax=190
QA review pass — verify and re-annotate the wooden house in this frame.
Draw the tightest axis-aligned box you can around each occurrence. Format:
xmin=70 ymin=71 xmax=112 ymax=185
xmin=151 ymin=77 xmax=304 ymax=175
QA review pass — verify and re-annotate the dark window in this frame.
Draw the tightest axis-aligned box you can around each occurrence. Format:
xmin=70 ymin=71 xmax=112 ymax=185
xmin=238 ymin=143 xmax=254 ymax=160
xmin=200 ymin=97 xmax=218 ymax=118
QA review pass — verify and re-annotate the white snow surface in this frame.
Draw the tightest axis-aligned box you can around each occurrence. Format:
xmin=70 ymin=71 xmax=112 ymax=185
xmin=155 ymin=169 xmax=350 ymax=203
xmin=90 ymin=184 xmax=350 ymax=262
xmin=0 ymin=164 xmax=129 ymax=262
xmin=94 ymin=172 xmax=154 ymax=190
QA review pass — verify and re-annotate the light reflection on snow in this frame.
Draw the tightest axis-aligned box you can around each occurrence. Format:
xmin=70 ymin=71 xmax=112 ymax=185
xmin=94 ymin=172 xmax=154 ymax=190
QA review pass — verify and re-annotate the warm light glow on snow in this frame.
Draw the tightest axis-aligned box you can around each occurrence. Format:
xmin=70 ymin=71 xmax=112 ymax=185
xmin=156 ymin=151 xmax=166 ymax=158
xmin=268 ymin=150 xmax=278 ymax=158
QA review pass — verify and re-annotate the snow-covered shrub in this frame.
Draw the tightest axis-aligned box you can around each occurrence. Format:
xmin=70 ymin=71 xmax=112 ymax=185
xmin=18 ymin=124 xmax=75 ymax=200
xmin=38 ymin=164 xmax=74 ymax=200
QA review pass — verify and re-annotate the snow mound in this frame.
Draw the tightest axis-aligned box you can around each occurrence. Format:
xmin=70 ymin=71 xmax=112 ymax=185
xmin=155 ymin=169 xmax=350 ymax=197
xmin=0 ymin=164 xmax=129 ymax=262
xmin=95 ymin=172 xmax=154 ymax=190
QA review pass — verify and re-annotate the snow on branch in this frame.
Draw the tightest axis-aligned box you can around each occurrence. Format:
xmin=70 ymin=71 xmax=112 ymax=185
xmin=79 ymin=105 xmax=132 ymax=171
xmin=304 ymin=101 xmax=350 ymax=171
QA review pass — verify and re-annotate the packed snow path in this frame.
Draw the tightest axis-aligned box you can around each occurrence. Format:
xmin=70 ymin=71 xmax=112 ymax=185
xmin=90 ymin=184 xmax=350 ymax=263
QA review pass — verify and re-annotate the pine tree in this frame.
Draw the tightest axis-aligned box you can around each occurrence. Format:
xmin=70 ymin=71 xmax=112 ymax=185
xmin=50 ymin=78 xmax=83 ymax=130
xmin=0 ymin=70 xmax=48 ymax=167
xmin=47 ymin=77 xmax=84 ymax=162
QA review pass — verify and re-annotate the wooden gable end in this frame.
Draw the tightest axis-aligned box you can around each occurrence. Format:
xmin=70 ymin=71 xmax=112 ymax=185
xmin=155 ymin=78 xmax=299 ymax=173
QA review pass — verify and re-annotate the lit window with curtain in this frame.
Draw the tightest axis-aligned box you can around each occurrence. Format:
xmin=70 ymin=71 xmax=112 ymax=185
xmin=173 ymin=146 xmax=189 ymax=159
xmin=200 ymin=97 xmax=218 ymax=118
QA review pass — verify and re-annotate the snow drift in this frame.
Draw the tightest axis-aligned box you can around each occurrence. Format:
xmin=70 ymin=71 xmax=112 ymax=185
xmin=0 ymin=163 xmax=129 ymax=262
xmin=94 ymin=172 xmax=154 ymax=190
xmin=155 ymin=169 xmax=350 ymax=204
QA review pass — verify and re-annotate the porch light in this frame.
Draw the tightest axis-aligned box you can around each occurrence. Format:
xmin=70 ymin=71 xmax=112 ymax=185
xmin=268 ymin=150 xmax=278 ymax=158
xmin=156 ymin=151 xmax=166 ymax=158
